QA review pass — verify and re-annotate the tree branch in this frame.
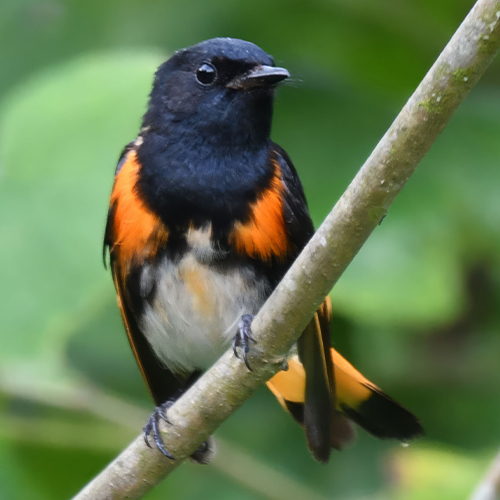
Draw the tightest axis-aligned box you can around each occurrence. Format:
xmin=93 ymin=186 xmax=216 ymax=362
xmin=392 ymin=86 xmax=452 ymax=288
xmin=470 ymin=449 xmax=500 ymax=500
xmin=73 ymin=1 xmax=500 ymax=498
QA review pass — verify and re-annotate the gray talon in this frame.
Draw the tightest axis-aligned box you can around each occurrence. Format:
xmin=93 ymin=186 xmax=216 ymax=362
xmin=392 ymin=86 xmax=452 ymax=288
xmin=143 ymin=402 xmax=175 ymax=459
xmin=233 ymin=314 xmax=256 ymax=371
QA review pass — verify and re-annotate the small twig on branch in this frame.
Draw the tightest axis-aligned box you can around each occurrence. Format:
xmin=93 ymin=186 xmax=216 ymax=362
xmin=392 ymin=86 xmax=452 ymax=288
xmin=73 ymin=1 xmax=500 ymax=498
xmin=470 ymin=449 xmax=500 ymax=500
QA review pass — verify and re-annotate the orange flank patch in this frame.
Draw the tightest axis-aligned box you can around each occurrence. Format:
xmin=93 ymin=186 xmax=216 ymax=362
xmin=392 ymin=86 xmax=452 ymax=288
xmin=109 ymin=151 xmax=169 ymax=268
xmin=229 ymin=161 xmax=290 ymax=261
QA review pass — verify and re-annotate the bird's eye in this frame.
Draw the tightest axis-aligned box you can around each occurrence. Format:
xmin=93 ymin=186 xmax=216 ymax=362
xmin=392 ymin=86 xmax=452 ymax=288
xmin=196 ymin=63 xmax=217 ymax=85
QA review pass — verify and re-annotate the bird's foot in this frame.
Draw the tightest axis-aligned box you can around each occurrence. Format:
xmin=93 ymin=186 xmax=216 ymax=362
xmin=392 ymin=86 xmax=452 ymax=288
xmin=143 ymin=394 xmax=216 ymax=464
xmin=232 ymin=314 xmax=256 ymax=371
xmin=143 ymin=400 xmax=175 ymax=459
xmin=190 ymin=436 xmax=217 ymax=464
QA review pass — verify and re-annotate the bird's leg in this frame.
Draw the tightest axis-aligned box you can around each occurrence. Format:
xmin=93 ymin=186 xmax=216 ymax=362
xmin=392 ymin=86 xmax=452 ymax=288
xmin=232 ymin=314 xmax=256 ymax=371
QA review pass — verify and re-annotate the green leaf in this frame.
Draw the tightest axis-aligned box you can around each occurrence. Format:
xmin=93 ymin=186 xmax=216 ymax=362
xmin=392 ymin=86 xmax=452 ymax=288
xmin=0 ymin=51 xmax=164 ymax=379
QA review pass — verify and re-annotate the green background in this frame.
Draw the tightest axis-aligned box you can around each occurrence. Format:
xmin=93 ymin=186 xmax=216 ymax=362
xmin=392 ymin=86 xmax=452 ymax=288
xmin=1 ymin=0 xmax=500 ymax=499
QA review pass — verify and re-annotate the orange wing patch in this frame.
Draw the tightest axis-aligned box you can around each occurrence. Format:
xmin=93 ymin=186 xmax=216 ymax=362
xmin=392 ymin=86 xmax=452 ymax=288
xmin=109 ymin=151 xmax=169 ymax=269
xmin=229 ymin=160 xmax=290 ymax=261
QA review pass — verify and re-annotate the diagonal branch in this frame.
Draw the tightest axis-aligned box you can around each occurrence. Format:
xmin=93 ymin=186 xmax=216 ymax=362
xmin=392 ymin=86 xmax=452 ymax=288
xmin=73 ymin=1 xmax=500 ymax=498
xmin=470 ymin=448 xmax=500 ymax=500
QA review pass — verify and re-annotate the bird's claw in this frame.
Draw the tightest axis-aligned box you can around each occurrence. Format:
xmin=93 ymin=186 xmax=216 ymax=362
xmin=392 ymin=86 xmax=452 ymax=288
xmin=232 ymin=314 xmax=256 ymax=371
xmin=143 ymin=401 xmax=175 ymax=459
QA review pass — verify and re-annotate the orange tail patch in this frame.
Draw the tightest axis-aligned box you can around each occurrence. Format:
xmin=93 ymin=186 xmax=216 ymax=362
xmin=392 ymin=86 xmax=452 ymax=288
xmin=267 ymin=348 xmax=423 ymax=456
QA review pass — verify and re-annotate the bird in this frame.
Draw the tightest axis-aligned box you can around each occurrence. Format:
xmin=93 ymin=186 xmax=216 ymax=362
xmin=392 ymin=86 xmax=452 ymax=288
xmin=103 ymin=37 xmax=423 ymax=464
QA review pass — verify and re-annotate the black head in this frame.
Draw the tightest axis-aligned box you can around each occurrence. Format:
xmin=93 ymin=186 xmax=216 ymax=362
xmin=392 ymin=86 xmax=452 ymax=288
xmin=142 ymin=38 xmax=289 ymax=147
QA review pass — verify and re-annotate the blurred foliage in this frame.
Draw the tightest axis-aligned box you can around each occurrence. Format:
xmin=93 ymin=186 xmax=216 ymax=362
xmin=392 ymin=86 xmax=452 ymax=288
xmin=1 ymin=0 xmax=500 ymax=499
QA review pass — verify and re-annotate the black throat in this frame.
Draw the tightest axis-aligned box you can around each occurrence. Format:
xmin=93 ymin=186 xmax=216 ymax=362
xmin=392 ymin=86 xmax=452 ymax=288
xmin=136 ymin=88 xmax=277 ymax=237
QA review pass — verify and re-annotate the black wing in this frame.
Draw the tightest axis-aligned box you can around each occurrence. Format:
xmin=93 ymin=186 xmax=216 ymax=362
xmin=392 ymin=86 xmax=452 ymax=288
xmin=271 ymin=143 xmax=338 ymax=462
xmin=272 ymin=142 xmax=315 ymax=253
xmin=104 ymin=142 xmax=185 ymax=406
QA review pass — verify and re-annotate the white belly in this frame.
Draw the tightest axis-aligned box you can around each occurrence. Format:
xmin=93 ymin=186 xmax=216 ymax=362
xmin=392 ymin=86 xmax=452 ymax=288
xmin=140 ymin=251 xmax=269 ymax=375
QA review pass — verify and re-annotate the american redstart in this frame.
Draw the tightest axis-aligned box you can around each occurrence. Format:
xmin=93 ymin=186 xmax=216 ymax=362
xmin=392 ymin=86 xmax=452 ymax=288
xmin=104 ymin=37 xmax=422 ymax=463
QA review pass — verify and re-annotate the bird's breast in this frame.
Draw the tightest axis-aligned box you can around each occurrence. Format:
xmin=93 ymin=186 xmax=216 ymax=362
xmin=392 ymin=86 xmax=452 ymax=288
xmin=139 ymin=227 xmax=270 ymax=375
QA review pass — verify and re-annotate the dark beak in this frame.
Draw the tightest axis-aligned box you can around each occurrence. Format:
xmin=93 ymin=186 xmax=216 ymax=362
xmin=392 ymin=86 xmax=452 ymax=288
xmin=227 ymin=65 xmax=290 ymax=90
